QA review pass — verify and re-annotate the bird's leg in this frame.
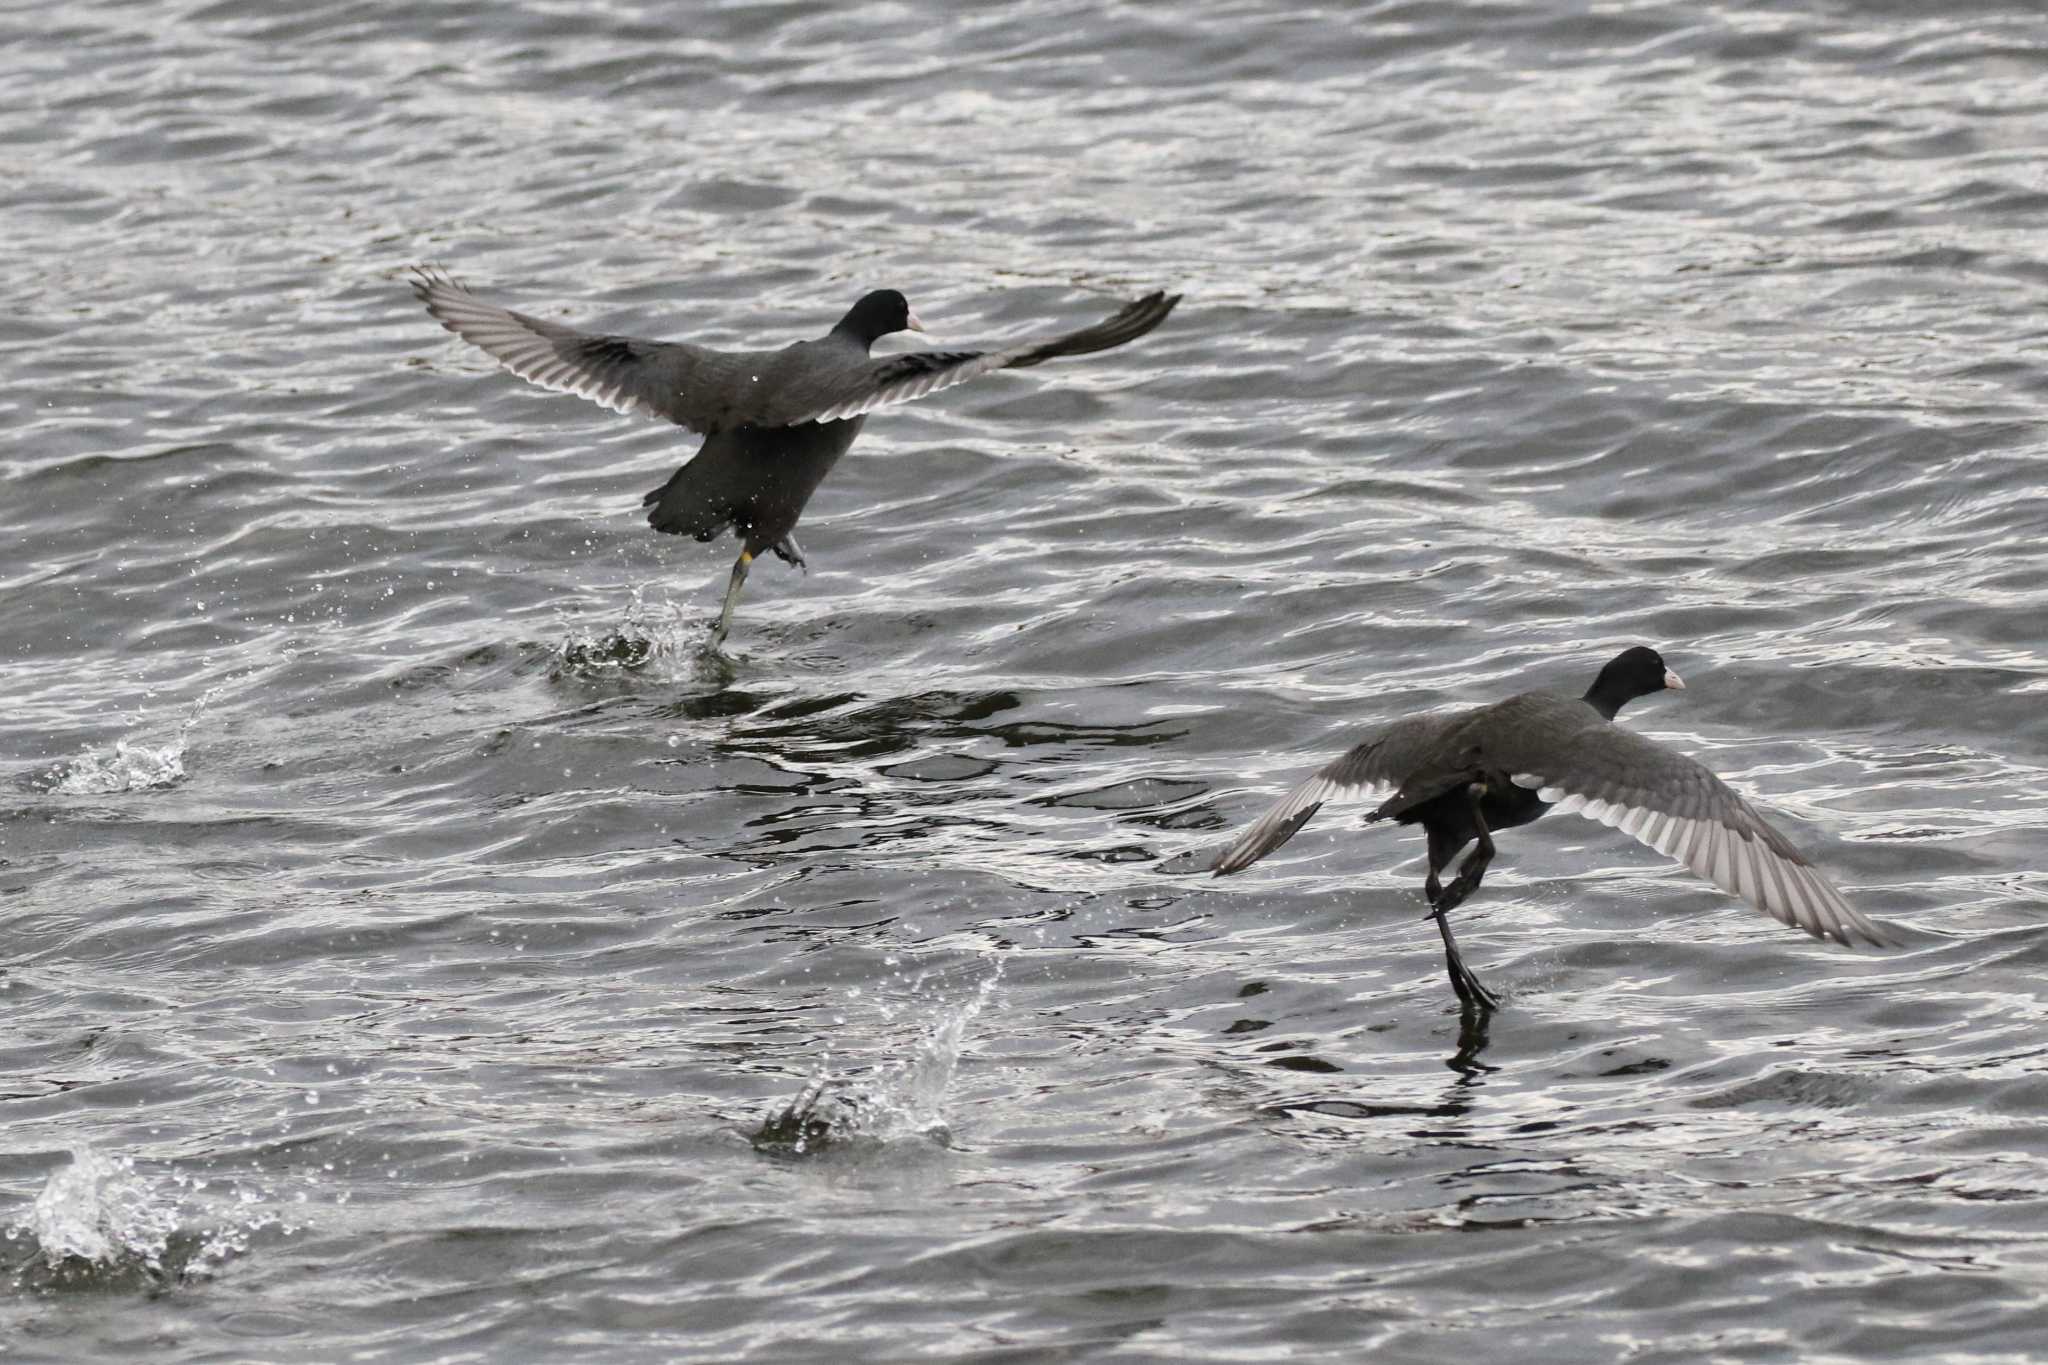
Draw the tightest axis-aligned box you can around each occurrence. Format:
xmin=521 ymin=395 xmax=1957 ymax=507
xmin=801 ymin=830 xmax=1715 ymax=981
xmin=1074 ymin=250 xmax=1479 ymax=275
xmin=771 ymin=534 xmax=806 ymax=573
xmin=1436 ymin=783 xmax=1496 ymax=913
xmin=1431 ymin=906 xmax=1500 ymax=1013
xmin=1428 ymin=784 xmax=1501 ymax=1011
xmin=1424 ymin=822 xmax=1450 ymax=905
xmin=709 ymin=549 xmax=753 ymax=648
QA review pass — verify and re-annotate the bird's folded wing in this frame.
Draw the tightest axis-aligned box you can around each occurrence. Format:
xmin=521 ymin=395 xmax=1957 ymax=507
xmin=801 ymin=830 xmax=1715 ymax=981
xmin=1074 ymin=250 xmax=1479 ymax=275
xmin=796 ymin=291 xmax=1181 ymax=425
xmin=412 ymin=267 xmax=772 ymax=434
xmin=1502 ymin=726 xmax=1893 ymax=947
xmin=1210 ymin=712 xmax=1464 ymax=875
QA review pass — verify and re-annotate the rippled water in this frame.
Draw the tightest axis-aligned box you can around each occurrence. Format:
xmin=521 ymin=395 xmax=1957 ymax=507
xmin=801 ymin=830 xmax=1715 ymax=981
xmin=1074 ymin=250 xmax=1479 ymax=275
xmin=5 ymin=0 xmax=2048 ymax=1359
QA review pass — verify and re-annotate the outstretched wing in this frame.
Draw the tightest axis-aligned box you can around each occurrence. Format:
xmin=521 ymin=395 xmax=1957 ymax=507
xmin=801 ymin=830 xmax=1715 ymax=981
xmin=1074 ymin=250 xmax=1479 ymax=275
xmin=796 ymin=291 xmax=1181 ymax=424
xmin=412 ymin=267 xmax=774 ymax=434
xmin=1210 ymin=712 xmax=1470 ymax=876
xmin=414 ymin=268 xmax=1179 ymax=434
xmin=1500 ymin=725 xmax=1893 ymax=947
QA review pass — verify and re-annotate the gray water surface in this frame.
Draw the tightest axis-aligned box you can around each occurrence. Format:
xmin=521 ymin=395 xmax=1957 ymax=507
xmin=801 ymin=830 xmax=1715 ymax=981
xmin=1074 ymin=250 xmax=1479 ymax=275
xmin=5 ymin=1 xmax=2048 ymax=1360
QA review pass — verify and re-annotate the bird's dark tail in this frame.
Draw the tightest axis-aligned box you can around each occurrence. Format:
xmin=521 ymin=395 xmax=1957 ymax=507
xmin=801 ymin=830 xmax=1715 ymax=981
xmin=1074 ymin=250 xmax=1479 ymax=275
xmin=642 ymin=471 xmax=731 ymax=542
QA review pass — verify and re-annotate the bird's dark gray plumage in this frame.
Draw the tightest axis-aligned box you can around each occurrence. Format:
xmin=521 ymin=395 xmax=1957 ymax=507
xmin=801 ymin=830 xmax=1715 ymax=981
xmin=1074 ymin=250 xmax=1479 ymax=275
xmin=1211 ymin=646 xmax=1892 ymax=1011
xmin=411 ymin=267 xmax=1180 ymax=645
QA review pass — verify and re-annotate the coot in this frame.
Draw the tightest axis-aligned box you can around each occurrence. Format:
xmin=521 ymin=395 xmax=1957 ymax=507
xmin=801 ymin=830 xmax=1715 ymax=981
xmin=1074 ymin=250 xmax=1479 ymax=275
xmin=1211 ymin=647 xmax=1893 ymax=1010
xmin=412 ymin=268 xmax=1178 ymax=645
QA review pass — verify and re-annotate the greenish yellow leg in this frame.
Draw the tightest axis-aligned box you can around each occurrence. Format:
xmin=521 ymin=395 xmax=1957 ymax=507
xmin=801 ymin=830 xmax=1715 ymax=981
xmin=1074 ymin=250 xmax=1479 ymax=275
xmin=711 ymin=549 xmax=753 ymax=648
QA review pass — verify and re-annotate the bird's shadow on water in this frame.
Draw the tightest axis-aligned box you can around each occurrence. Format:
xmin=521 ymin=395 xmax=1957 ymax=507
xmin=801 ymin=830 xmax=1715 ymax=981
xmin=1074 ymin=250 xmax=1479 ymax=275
xmin=1447 ymin=1004 xmax=1497 ymax=1075
xmin=1263 ymin=1041 xmax=1496 ymax=1128
xmin=1313 ymin=1002 xmax=1501 ymax=1088
xmin=1254 ymin=1017 xmax=1501 ymax=1157
xmin=1157 ymin=843 xmax=1502 ymax=1075
xmin=666 ymin=684 xmax=1188 ymax=773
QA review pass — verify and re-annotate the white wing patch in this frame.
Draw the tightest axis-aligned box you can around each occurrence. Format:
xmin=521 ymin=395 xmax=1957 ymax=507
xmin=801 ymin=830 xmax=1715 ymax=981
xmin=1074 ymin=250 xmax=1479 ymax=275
xmin=1513 ymin=772 xmax=1889 ymax=947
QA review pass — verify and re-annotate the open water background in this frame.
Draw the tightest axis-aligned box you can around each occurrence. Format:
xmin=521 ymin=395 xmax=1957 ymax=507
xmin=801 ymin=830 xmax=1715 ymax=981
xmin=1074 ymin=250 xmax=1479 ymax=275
xmin=5 ymin=0 xmax=2048 ymax=1359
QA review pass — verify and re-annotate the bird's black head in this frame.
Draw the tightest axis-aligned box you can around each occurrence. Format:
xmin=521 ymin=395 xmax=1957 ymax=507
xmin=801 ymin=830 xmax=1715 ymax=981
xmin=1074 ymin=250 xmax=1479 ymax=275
xmin=832 ymin=290 xmax=926 ymax=347
xmin=1584 ymin=645 xmax=1685 ymax=720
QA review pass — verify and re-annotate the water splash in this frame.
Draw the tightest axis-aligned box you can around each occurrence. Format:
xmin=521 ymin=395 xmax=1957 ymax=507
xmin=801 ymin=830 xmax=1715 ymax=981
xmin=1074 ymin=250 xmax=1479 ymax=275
xmin=5 ymin=1145 xmax=285 ymax=1287
xmin=552 ymin=582 xmax=694 ymax=677
xmin=42 ymin=683 xmax=227 ymax=795
xmin=757 ymin=956 xmax=1005 ymax=1157
xmin=46 ymin=738 xmax=188 ymax=795
xmin=10 ymin=1146 xmax=179 ymax=1273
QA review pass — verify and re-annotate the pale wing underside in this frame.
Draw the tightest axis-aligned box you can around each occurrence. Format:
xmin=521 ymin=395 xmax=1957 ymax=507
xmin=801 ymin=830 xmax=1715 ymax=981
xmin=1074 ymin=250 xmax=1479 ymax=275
xmin=412 ymin=267 xmax=742 ymax=429
xmin=1508 ymin=770 xmax=1891 ymax=947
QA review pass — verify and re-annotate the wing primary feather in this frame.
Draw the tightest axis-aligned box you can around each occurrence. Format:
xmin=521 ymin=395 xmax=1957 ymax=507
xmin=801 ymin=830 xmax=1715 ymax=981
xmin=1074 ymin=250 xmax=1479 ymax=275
xmin=1211 ymin=776 xmax=1335 ymax=876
